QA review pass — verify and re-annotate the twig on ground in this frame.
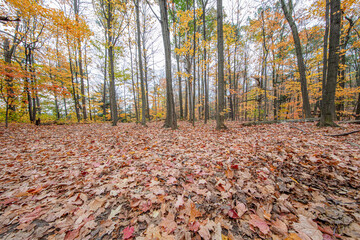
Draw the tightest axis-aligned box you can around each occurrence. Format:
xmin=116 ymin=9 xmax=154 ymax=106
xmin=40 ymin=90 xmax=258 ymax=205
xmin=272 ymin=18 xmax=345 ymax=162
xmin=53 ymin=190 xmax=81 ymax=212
xmin=290 ymin=126 xmax=307 ymax=134
xmin=325 ymin=130 xmax=360 ymax=137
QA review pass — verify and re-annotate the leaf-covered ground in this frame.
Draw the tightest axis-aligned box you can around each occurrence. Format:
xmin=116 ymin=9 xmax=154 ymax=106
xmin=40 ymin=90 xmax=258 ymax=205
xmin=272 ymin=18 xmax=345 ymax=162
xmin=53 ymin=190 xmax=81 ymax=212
xmin=0 ymin=121 xmax=359 ymax=240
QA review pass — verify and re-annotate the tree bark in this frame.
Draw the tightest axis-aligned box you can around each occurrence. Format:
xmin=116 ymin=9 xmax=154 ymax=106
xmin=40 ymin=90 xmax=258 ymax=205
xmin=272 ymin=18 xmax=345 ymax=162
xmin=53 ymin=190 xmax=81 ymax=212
xmin=107 ymin=0 xmax=118 ymax=126
xmin=175 ymin=29 xmax=183 ymax=119
xmin=135 ymin=0 xmax=147 ymax=126
xmin=192 ymin=0 xmax=196 ymax=126
xmin=159 ymin=0 xmax=177 ymax=129
xmin=201 ymin=0 xmax=209 ymax=123
xmin=216 ymin=0 xmax=227 ymax=130
xmin=319 ymin=0 xmax=341 ymax=126
xmin=280 ymin=0 xmax=312 ymax=119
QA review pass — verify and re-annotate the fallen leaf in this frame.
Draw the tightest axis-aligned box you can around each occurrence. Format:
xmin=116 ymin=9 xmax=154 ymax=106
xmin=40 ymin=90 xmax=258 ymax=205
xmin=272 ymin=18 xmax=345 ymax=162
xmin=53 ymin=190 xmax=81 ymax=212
xmin=89 ymin=197 xmax=106 ymax=211
xmin=225 ymin=167 xmax=234 ymax=179
xmin=175 ymin=195 xmax=184 ymax=209
xmin=271 ymin=218 xmax=288 ymax=236
xmin=293 ymin=215 xmax=322 ymax=240
xmin=188 ymin=221 xmax=200 ymax=232
xmin=284 ymin=233 xmax=302 ymax=240
xmin=123 ymin=226 xmax=134 ymax=239
xmin=188 ymin=201 xmax=202 ymax=222
xmin=228 ymin=209 xmax=240 ymax=219
xmin=198 ymin=224 xmax=211 ymax=240
xmin=19 ymin=206 xmax=46 ymax=224
xmin=249 ymin=214 xmax=270 ymax=235
xmin=108 ymin=205 xmax=123 ymax=220
xmin=159 ymin=212 xmax=177 ymax=234
xmin=235 ymin=201 xmax=246 ymax=217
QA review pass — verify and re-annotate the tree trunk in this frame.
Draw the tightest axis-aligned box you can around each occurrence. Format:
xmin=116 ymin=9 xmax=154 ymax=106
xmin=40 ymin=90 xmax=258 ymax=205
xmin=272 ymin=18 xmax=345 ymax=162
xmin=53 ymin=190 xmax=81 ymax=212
xmin=159 ymin=0 xmax=177 ymax=129
xmin=103 ymin=42 xmax=107 ymax=119
xmin=202 ymin=0 xmax=209 ymax=123
xmin=319 ymin=0 xmax=341 ymax=126
xmin=216 ymin=0 xmax=227 ymax=130
xmin=107 ymin=1 xmax=118 ymax=126
xmin=337 ymin=16 xmax=354 ymax=115
xmin=135 ymin=0 xmax=147 ymax=126
xmin=322 ymin=0 xmax=330 ymax=110
xmin=192 ymin=0 xmax=196 ymax=126
xmin=129 ymin=38 xmax=139 ymax=122
xmin=280 ymin=0 xmax=312 ymax=119
xmin=175 ymin=28 xmax=183 ymax=119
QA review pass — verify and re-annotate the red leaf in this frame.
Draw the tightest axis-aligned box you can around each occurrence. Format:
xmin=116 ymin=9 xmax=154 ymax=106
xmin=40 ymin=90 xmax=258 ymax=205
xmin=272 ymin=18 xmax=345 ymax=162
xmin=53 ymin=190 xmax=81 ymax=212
xmin=228 ymin=209 xmax=240 ymax=219
xmin=231 ymin=164 xmax=239 ymax=170
xmin=123 ymin=226 xmax=134 ymax=239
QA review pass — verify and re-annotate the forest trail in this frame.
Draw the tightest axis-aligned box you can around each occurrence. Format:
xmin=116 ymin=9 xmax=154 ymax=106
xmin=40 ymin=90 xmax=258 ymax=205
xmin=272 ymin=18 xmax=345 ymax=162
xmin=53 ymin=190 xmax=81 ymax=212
xmin=0 ymin=122 xmax=359 ymax=239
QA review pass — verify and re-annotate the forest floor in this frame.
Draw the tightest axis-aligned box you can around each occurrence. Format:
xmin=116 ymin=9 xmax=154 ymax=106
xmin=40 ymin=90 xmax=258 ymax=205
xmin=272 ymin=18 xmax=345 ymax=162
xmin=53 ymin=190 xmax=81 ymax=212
xmin=0 ymin=121 xmax=359 ymax=240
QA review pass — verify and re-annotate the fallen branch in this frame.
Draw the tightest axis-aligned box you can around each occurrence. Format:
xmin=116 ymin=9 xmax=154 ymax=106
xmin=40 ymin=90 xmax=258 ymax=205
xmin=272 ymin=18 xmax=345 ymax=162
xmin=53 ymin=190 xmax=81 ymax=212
xmin=347 ymin=141 xmax=360 ymax=148
xmin=242 ymin=118 xmax=319 ymax=126
xmin=290 ymin=126 xmax=307 ymax=134
xmin=338 ymin=120 xmax=360 ymax=124
xmin=325 ymin=130 xmax=360 ymax=137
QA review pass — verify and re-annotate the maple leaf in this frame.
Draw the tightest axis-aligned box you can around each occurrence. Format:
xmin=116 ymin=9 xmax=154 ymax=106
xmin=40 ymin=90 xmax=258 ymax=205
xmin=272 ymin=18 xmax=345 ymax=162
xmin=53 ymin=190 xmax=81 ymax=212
xmin=123 ymin=226 xmax=134 ymax=239
xmin=249 ymin=214 xmax=270 ymax=235
xmin=159 ymin=213 xmax=177 ymax=234
xmin=187 ymin=201 xmax=202 ymax=223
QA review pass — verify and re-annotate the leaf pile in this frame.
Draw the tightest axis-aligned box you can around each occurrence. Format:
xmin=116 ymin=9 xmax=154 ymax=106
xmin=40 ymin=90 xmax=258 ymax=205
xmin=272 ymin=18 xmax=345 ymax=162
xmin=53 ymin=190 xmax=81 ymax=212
xmin=0 ymin=122 xmax=359 ymax=239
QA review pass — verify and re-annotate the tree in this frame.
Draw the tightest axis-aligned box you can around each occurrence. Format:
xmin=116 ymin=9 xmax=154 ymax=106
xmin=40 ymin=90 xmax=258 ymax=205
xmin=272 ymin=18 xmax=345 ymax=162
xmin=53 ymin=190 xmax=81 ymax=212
xmin=216 ymin=0 xmax=227 ymax=130
xmin=280 ymin=0 xmax=312 ymax=119
xmin=74 ymin=0 xmax=87 ymax=120
xmin=319 ymin=0 xmax=341 ymax=126
xmin=135 ymin=0 xmax=147 ymax=126
xmin=159 ymin=0 xmax=177 ymax=129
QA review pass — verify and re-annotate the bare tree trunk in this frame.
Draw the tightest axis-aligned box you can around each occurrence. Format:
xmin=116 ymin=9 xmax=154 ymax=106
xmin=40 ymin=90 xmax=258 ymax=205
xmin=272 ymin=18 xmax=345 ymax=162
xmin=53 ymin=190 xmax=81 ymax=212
xmin=319 ymin=0 xmax=341 ymax=126
xmin=103 ymin=42 xmax=107 ymax=119
xmin=135 ymin=0 xmax=146 ymax=126
xmin=175 ymin=28 xmax=183 ymax=119
xmin=280 ymin=0 xmax=312 ymax=119
xmin=74 ymin=0 xmax=87 ymax=120
xmin=107 ymin=1 xmax=118 ymax=126
xmin=261 ymin=10 xmax=268 ymax=120
xmin=322 ymin=0 xmax=330 ymax=110
xmin=159 ymin=0 xmax=177 ymax=129
xmin=201 ymin=0 xmax=209 ymax=123
xmin=192 ymin=0 xmax=196 ymax=126
xmin=142 ymin=14 xmax=150 ymax=120
xmin=129 ymin=39 xmax=139 ymax=122
xmin=85 ymin=45 xmax=92 ymax=120
xmin=216 ymin=0 xmax=227 ymax=130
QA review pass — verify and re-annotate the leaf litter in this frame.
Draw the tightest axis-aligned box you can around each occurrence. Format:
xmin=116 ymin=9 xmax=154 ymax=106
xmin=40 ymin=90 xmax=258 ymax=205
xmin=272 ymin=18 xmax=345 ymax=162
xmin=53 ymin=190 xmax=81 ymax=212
xmin=0 ymin=121 xmax=359 ymax=239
